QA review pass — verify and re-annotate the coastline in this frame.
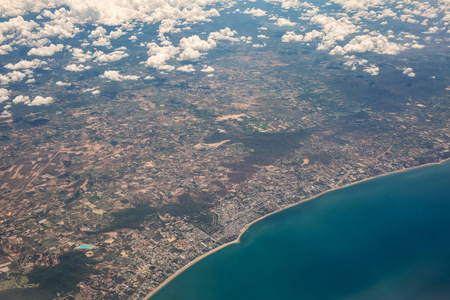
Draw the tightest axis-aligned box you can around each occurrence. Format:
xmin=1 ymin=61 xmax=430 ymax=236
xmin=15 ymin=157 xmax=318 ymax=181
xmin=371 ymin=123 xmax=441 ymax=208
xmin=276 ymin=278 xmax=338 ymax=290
xmin=144 ymin=158 xmax=450 ymax=299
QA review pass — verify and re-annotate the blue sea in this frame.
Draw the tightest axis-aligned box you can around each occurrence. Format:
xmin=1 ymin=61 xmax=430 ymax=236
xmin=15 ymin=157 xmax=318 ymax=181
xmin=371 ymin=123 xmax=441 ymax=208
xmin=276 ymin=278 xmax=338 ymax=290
xmin=150 ymin=162 xmax=450 ymax=300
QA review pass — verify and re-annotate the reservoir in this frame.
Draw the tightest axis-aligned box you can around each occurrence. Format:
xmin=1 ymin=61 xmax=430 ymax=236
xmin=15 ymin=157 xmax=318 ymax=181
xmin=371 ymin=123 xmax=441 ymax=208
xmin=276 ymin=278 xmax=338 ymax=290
xmin=149 ymin=161 xmax=450 ymax=300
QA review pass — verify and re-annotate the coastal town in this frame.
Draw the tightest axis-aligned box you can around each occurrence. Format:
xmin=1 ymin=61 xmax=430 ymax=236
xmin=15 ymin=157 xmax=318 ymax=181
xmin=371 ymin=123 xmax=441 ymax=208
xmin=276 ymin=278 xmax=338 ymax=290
xmin=0 ymin=46 xmax=448 ymax=299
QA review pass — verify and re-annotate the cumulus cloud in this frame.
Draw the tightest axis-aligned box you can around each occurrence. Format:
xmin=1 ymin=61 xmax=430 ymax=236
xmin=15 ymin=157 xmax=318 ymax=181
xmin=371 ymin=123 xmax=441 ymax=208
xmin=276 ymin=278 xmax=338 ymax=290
xmin=423 ymin=26 xmax=440 ymax=34
xmin=208 ymin=27 xmax=239 ymax=41
xmin=28 ymin=43 xmax=64 ymax=56
xmin=30 ymin=96 xmax=54 ymax=106
xmin=282 ymin=31 xmax=303 ymax=42
xmin=94 ymin=50 xmax=129 ymax=63
xmin=101 ymin=70 xmax=139 ymax=81
xmin=0 ymin=44 xmax=13 ymax=55
xmin=145 ymin=28 xmax=238 ymax=70
xmin=332 ymin=34 xmax=405 ymax=55
xmin=252 ymin=43 xmax=266 ymax=48
xmin=145 ymin=43 xmax=180 ymax=70
xmin=89 ymin=26 xmax=107 ymax=39
xmin=243 ymin=8 xmax=267 ymax=17
xmin=109 ymin=28 xmax=125 ymax=39
xmin=343 ymin=55 xmax=379 ymax=75
xmin=330 ymin=0 xmax=386 ymax=11
xmin=264 ymin=0 xmax=307 ymax=10
xmin=201 ymin=65 xmax=214 ymax=73
xmin=310 ymin=14 xmax=359 ymax=50
xmin=56 ymin=81 xmax=71 ymax=86
xmin=303 ymin=30 xmax=323 ymax=42
xmin=0 ymin=88 xmax=9 ymax=103
xmin=402 ymin=67 xmax=416 ymax=77
xmin=92 ymin=38 xmax=111 ymax=47
xmin=12 ymin=95 xmax=53 ymax=106
xmin=0 ymin=110 xmax=11 ymax=118
xmin=64 ymin=64 xmax=91 ymax=72
xmin=178 ymin=35 xmax=216 ymax=61
xmin=178 ymin=48 xmax=202 ymax=61
xmin=70 ymin=48 xmax=93 ymax=63
xmin=81 ymin=87 xmax=100 ymax=95
xmin=0 ymin=71 xmax=28 ymax=85
xmin=4 ymin=59 xmax=46 ymax=70
xmin=180 ymin=35 xmax=217 ymax=52
xmin=363 ymin=64 xmax=380 ymax=76
xmin=274 ymin=18 xmax=297 ymax=26
xmin=177 ymin=64 xmax=196 ymax=72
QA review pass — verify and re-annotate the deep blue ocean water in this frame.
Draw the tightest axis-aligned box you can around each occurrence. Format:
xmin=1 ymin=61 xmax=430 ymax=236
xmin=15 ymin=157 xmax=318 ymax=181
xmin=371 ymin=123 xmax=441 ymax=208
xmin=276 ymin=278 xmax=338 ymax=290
xmin=150 ymin=162 xmax=450 ymax=300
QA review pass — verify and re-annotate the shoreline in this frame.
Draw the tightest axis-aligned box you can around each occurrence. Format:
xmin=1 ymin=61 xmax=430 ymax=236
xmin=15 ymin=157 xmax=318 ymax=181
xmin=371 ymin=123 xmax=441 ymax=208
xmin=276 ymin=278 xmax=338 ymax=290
xmin=144 ymin=158 xmax=450 ymax=299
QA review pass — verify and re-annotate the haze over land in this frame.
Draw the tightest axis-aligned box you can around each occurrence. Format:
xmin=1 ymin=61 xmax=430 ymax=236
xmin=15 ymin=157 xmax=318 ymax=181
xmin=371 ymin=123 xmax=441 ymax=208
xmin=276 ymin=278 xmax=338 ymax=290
xmin=0 ymin=0 xmax=448 ymax=299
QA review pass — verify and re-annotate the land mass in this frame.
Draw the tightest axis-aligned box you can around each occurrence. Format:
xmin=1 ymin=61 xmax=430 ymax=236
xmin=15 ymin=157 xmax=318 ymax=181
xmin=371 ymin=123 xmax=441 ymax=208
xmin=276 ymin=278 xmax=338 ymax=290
xmin=0 ymin=50 xmax=449 ymax=299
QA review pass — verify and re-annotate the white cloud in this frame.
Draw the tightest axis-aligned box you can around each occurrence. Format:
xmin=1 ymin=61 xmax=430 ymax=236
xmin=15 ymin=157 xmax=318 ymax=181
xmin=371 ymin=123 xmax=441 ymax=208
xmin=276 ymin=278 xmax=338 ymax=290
xmin=0 ymin=110 xmax=11 ymax=118
xmin=343 ymin=55 xmax=379 ymax=75
xmin=264 ymin=0 xmax=307 ymax=10
xmin=0 ymin=0 xmax=219 ymax=29
xmin=257 ymin=34 xmax=268 ymax=39
xmin=13 ymin=95 xmax=54 ymax=106
xmin=240 ymin=36 xmax=253 ymax=43
xmin=56 ymin=81 xmax=71 ymax=86
xmin=208 ymin=28 xmax=239 ymax=42
xmin=303 ymin=30 xmax=323 ymax=42
xmin=274 ymin=17 xmax=297 ymax=26
xmin=201 ymin=65 xmax=214 ymax=73
xmin=65 ymin=64 xmax=91 ymax=72
xmin=402 ymin=67 xmax=416 ymax=77
xmin=310 ymin=14 xmax=359 ymax=50
xmin=0 ymin=88 xmax=9 ymax=103
xmin=94 ymin=50 xmax=129 ymax=63
xmin=101 ymin=70 xmax=139 ymax=81
xmin=70 ymin=48 xmax=93 ymax=63
xmin=92 ymin=38 xmax=111 ymax=47
xmin=282 ymin=31 xmax=303 ymax=42
xmin=29 ymin=96 xmax=54 ymax=106
xmin=178 ymin=35 xmax=217 ymax=61
xmin=0 ymin=71 xmax=27 ymax=85
xmin=330 ymin=0 xmax=386 ymax=11
xmin=109 ymin=28 xmax=125 ymax=39
xmin=13 ymin=95 xmax=31 ymax=105
xmin=363 ymin=64 xmax=379 ymax=76
xmin=180 ymin=35 xmax=217 ymax=52
xmin=89 ymin=26 xmax=107 ymax=39
xmin=28 ymin=43 xmax=64 ymax=56
xmin=334 ymin=34 xmax=405 ymax=55
xmin=252 ymin=43 xmax=266 ymax=48
xmin=145 ymin=43 xmax=180 ymax=70
xmin=0 ymin=44 xmax=13 ymax=55
xmin=423 ymin=26 xmax=440 ymax=34
xmin=4 ymin=59 xmax=46 ymax=70
xmin=243 ymin=8 xmax=267 ymax=17
xmin=410 ymin=43 xmax=425 ymax=49
xmin=177 ymin=64 xmax=196 ymax=72
xmin=178 ymin=48 xmax=202 ymax=61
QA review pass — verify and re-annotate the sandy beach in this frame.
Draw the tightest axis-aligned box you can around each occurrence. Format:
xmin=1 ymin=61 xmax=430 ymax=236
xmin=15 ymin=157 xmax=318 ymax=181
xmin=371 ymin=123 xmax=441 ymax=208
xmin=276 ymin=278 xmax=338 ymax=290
xmin=144 ymin=158 xmax=450 ymax=299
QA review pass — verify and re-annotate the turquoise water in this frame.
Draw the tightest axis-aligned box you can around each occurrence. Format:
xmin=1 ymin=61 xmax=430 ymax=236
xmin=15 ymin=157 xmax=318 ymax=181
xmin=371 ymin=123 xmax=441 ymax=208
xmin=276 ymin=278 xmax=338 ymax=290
xmin=150 ymin=162 xmax=450 ymax=300
xmin=76 ymin=244 xmax=95 ymax=250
